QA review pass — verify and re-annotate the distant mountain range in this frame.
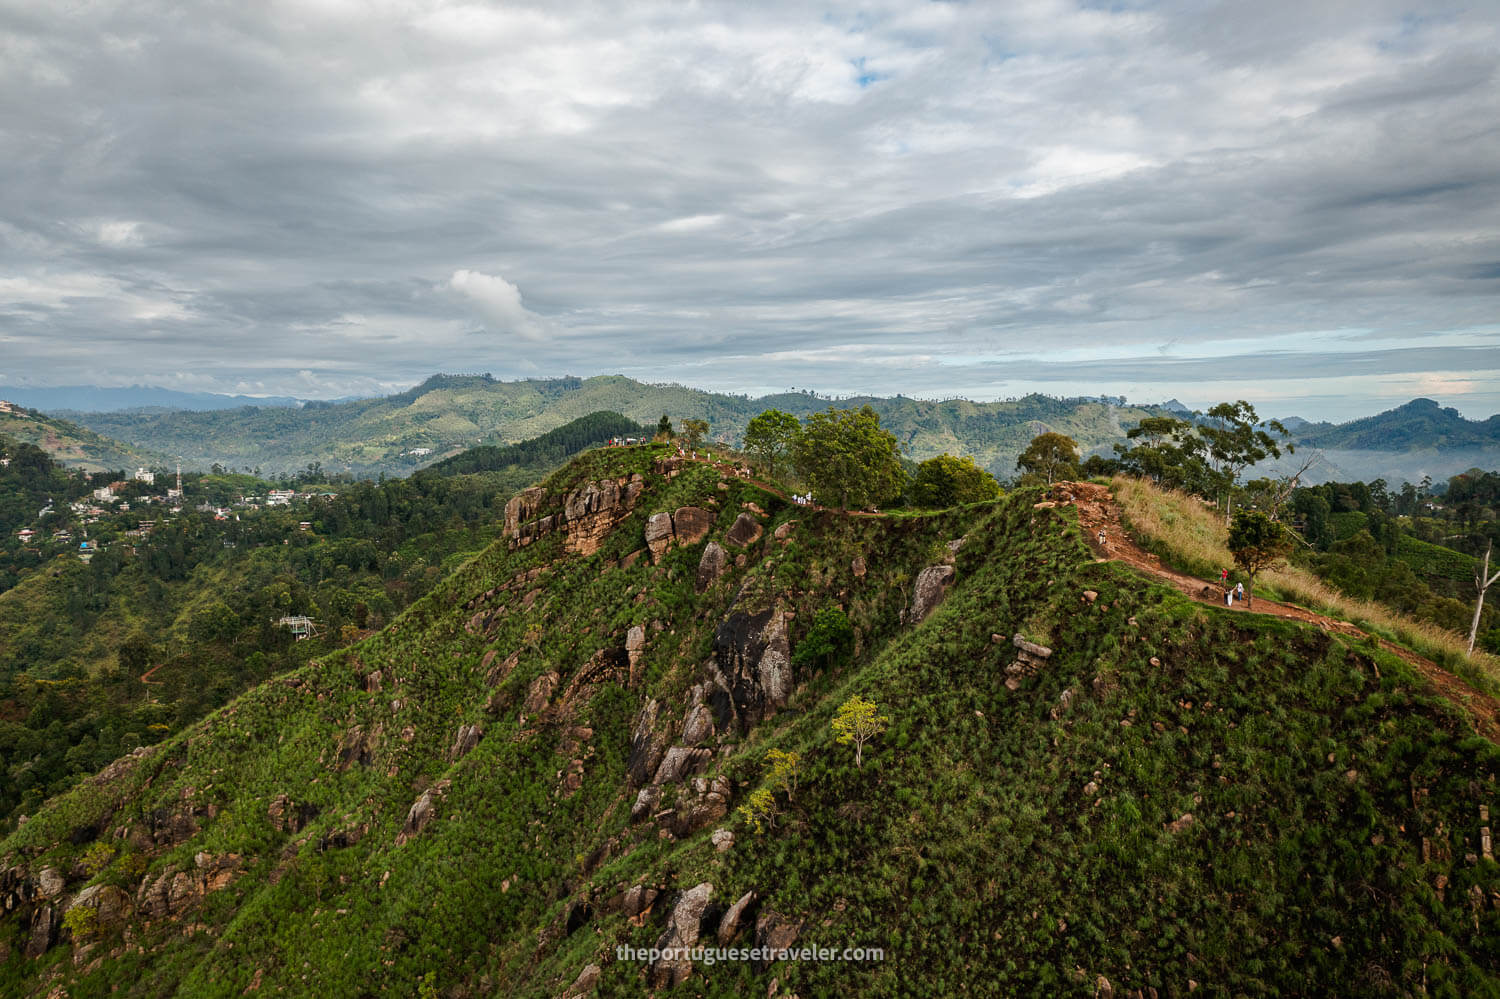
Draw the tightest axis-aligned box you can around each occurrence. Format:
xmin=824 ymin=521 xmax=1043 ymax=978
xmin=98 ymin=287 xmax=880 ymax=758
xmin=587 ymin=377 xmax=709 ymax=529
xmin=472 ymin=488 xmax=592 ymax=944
xmin=9 ymin=376 xmax=1499 ymax=484
xmin=55 ymin=374 xmax=1178 ymax=478
xmin=0 ymin=385 xmax=303 ymax=413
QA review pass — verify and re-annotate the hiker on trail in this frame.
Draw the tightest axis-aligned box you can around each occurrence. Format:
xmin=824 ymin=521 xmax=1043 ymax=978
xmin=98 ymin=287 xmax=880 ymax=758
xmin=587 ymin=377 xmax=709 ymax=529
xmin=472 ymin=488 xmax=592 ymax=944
xmin=1097 ymin=529 xmax=1106 ymax=545
xmin=1220 ymin=568 xmax=1229 ymax=584
xmin=1225 ymin=588 xmax=1234 ymax=607
xmin=1235 ymin=582 xmax=1245 ymax=603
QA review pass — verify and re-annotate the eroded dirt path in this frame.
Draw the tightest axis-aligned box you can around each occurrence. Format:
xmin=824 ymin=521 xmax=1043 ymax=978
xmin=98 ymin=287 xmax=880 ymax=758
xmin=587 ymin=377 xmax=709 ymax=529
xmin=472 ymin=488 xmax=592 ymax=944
xmin=1048 ymin=481 xmax=1500 ymax=744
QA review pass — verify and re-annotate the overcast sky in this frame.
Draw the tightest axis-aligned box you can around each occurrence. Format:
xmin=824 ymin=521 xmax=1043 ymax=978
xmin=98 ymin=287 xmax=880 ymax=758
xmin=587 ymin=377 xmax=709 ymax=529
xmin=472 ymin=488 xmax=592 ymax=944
xmin=2 ymin=1 xmax=1498 ymax=421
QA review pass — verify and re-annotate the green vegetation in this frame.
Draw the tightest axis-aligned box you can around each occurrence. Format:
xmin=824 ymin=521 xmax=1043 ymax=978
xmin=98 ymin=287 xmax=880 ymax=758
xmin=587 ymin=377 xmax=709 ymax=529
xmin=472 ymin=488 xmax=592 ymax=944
xmin=422 ymin=411 xmax=641 ymax=478
xmin=1016 ymin=431 xmax=1080 ymax=485
xmin=64 ymin=373 xmax=1185 ymax=478
xmin=1227 ymin=509 xmax=1292 ymax=607
xmin=0 ymin=408 xmax=158 ymax=473
xmin=0 ymin=417 xmax=630 ymax=829
xmin=741 ymin=409 xmax=801 ymax=479
xmin=0 ymin=443 xmax=1497 ymax=997
xmin=909 ymin=453 xmax=1001 ymax=508
xmin=792 ymin=406 xmax=905 ymax=511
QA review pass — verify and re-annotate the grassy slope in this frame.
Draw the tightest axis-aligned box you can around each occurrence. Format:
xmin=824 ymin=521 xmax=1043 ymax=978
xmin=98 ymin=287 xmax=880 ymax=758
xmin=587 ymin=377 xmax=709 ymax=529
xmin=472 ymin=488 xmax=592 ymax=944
xmin=1 ymin=450 xmax=1498 ymax=997
xmin=0 ymin=411 xmax=157 ymax=473
xmin=72 ymin=375 xmax=1167 ymax=477
xmin=1113 ymin=476 xmax=1500 ymax=688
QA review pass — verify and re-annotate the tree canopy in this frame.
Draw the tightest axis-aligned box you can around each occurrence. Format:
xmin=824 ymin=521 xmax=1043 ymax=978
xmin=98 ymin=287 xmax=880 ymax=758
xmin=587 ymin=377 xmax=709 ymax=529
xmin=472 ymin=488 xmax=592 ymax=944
xmin=1016 ymin=432 xmax=1080 ymax=485
xmin=1227 ymin=509 xmax=1293 ymax=606
xmin=911 ymin=454 xmax=1001 ymax=508
xmin=792 ymin=406 xmax=905 ymax=511
xmin=742 ymin=409 xmax=802 ymax=479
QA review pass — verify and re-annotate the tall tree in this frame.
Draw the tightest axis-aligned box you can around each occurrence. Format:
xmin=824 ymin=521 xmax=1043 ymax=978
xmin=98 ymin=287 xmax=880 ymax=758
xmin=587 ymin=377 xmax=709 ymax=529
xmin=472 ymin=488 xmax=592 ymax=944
xmin=681 ymin=418 xmax=709 ymax=450
xmin=792 ymin=406 xmax=905 ymax=511
xmin=742 ymin=409 xmax=801 ymax=480
xmin=1016 ymin=432 xmax=1080 ymax=485
xmin=911 ymin=454 xmax=1001 ymax=508
xmin=656 ymin=414 xmax=673 ymax=438
xmin=1227 ymin=509 xmax=1292 ymax=608
xmin=1199 ymin=401 xmax=1293 ymax=524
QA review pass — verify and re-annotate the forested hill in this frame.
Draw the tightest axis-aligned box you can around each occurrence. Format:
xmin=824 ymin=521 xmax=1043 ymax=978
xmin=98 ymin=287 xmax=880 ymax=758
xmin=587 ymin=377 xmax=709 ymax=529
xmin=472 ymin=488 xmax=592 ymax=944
xmin=1 ymin=443 xmax=1497 ymax=996
xmin=64 ymin=374 xmax=1171 ymax=477
xmin=1295 ymin=397 xmax=1500 ymax=450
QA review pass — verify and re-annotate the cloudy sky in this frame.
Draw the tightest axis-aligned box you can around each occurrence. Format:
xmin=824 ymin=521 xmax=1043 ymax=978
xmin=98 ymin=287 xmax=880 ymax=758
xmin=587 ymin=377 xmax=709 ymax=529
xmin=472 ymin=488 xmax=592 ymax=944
xmin=2 ymin=0 xmax=1498 ymax=420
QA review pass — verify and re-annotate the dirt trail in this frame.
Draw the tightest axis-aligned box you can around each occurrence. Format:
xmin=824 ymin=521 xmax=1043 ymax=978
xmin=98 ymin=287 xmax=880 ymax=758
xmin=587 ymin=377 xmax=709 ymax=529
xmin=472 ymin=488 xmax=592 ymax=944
xmin=668 ymin=453 xmax=1499 ymax=741
xmin=1047 ymin=481 xmax=1500 ymax=743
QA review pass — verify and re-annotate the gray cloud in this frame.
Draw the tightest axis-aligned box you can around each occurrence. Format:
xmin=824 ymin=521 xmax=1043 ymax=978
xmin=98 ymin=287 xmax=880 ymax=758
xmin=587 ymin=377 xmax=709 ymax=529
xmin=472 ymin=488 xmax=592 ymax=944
xmin=0 ymin=0 xmax=1497 ymax=420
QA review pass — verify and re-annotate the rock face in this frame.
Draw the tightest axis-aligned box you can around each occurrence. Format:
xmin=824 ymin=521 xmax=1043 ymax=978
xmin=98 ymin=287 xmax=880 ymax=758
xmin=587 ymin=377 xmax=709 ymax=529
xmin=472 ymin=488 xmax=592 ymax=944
xmin=672 ymin=506 xmax=713 ymax=545
xmin=24 ymin=904 xmax=55 ymax=958
xmin=725 ymin=512 xmax=764 ymax=548
xmin=652 ymin=747 xmax=713 ymax=786
xmin=711 ymin=608 xmax=793 ymax=730
xmin=650 ymin=882 xmax=715 ymax=987
xmin=645 ymin=506 xmax=714 ymax=562
xmin=696 ymin=541 xmax=728 ymax=592
xmin=851 ymin=555 xmax=866 ymax=577
xmin=717 ymin=890 xmax=756 ymax=944
xmin=67 ymin=884 xmax=133 ymax=932
xmin=910 ymin=565 xmax=956 ymax=623
xmin=681 ymin=703 xmax=715 ymax=746
xmin=504 ymin=475 xmax=645 ymax=554
xmin=522 ymin=671 xmax=559 ymax=716
xmin=627 ymin=700 xmax=667 ymax=788
xmin=397 ymin=781 xmax=449 ymax=844
xmin=670 ymin=776 xmax=731 ymax=837
xmin=267 ymin=795 xmax=320 ymax=834
xmin=644 ymin=512 xmax=676 ymax=562
xmin=754 ymin=909 xmax=802 ymax=969
xmin=1004 ymin=634 xmax=1053 ymax=690
xmin=448 ymin=723 xmax=483 ymax=761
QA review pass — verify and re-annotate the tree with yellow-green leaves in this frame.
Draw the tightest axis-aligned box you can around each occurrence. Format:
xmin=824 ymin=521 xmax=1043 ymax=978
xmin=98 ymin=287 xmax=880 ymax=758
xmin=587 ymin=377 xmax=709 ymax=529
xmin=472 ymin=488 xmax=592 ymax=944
xmin=832 ymin=695 xmax=888 ymax=768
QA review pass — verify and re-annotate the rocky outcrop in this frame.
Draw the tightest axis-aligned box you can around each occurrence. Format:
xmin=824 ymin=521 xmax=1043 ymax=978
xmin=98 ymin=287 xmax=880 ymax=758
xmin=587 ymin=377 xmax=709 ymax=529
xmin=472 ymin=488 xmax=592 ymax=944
xmin=725 ymin=512 xmax=764 ymax=548
xmin=910 ymin=565 xmax=956 ymax=623
xmin=24 ymin=904 xmax=55 ymax=958
xmin=711 ymin=608 xmax=794 ymax=731
xmin=754 ymin=909 xmax=803 ymax=969
xmin=1004 ymin=633 xmax=1053 ymax=691
xmin=565 ymin=963 xmax=601 ymax=998
xmin=503 ymin=487 xmax=547 ymax=537
xmin=267 ymin=795 xmax=320 ymax=834
xmin=630 ymin=786 xmax=660 ymax=822
xmin=136 ymin=854 xmax=243 ymax=921
xmin=681 ymin=703 xmax=715 ymax=746
xmin=397 ymin=781 xmax=450 ymax=845
xmin=521 ymin=671 xmax=559 ymax=716
xmin=650 ymin=882 xmax=715 ymax=987
xmin=627 ymin=700 xmax=667 ymax=788
xmin=670 ymin=776 xmax=731 ymax=837
xmin=696 ymin=541 xmax=727 ymax=592
xmin=505 ymin=475 xmax=644 ymax=554
xmin=652 ymin=747 xmax=713 ymax=786
xmin=717 ymin=890 xmax=756 ymax=945
xmin=672 ymin=506 xmax=713 ymax=545
xmin=645 ymin=506 xmax=713 ymax=563
xmin=66 ymin=884 xmax=133 ymax=935
xmin=448 ymin=723 xmax=483 ymax=761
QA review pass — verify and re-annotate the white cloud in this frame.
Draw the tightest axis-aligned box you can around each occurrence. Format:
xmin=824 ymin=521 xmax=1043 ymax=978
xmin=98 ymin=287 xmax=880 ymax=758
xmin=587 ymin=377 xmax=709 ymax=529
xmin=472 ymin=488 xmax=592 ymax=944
xmin=447 ymin=269 xmax=550 ymax=341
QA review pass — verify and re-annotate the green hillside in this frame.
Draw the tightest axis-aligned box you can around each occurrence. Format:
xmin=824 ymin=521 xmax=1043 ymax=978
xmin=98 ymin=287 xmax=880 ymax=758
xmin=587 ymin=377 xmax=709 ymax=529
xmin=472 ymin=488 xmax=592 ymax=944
xmin=1 ymin=445 xmax=1497 ymax=996
xmin=68 ymin=374 xmax=1168 ymax=478
xmin=0 ymin=407 xmax=158 ymax=473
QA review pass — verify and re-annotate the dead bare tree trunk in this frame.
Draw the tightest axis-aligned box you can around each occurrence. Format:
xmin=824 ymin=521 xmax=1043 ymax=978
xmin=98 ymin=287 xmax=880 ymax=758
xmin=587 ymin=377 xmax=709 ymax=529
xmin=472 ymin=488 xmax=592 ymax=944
xmin=1468 ymin=540 xmax=1500 ymax=655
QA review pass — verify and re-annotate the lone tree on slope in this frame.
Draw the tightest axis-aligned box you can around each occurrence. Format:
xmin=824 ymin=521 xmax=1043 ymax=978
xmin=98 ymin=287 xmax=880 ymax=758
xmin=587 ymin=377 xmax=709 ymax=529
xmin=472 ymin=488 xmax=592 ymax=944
xmin=1227 ymin=509 xmax=1293 ymax=609
xmin=1016 ymin=432 xmax=1080 ymax=485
